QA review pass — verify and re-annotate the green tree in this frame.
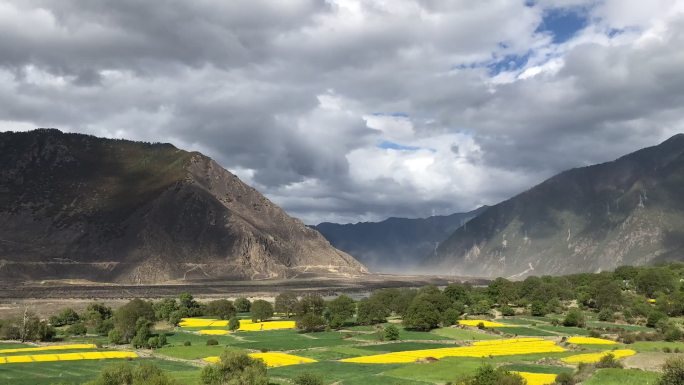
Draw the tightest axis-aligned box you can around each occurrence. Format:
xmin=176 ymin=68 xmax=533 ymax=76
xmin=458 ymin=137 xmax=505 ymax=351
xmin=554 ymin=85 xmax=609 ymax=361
xmin=228 ymin=317 xmax=240 ymax=331
xmin=563 ymin=309 xmax=586 ymax=327
xmin=67 ymin=322 xmax=87 ymax=336
xmin=206 ymin=300 xmax=236 ymax=320
xmin=84 ymin=362 xmax=177 ymax=385
xmin=293 ymin=372 xmax=324 ymax=385
xmin=153 ymin=299 xmax=178 ymax=322
xmin=487 ymin=277 xmax=519 ymax=305
xmin=593 ymin=280 xmax=623 ymax=311
xmin=326 ymin=295 xmax=356 ymax=328
xmin=403 ymin=296 xmax=442 ymax=331
xmin=275 ymin=292 xmax=299 ymax=317
xmin=251 ymin=300 xmax=274 ymax=322
xmin=234 ymin=297 xmax=251 ymax=313
xmin=636 ymin=269 xmax=676 ymax=297
xmin=356 ymin=297 xmax=390 ymax=325
xmin=296 ymin=314 xmax=326 ymax=333
xmin=112 ymin=299 xmax=155 ymax=343
xmin=296 ymin=294 xmax=325 ymax=317
xmin=384 ymin=324 xmax=400 ymax=341
xmin=531 ymin=301 xmax=546 ymax=316
xmin=444 ymin=283 xmax=472 ymax=305
xmin=201 ymin=351 xmax=268 ymax=385
xmin=131 ymin=319 xmax=153 ymax=349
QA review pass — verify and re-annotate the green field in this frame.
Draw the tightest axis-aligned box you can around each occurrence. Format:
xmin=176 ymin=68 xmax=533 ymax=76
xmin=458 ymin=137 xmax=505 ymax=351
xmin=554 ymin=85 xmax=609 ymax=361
xmin=583 ymin=369 xmax=660 ymax=385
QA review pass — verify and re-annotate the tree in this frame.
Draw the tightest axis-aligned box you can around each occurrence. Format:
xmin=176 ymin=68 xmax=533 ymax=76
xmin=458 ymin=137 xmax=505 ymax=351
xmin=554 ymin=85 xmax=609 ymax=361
xmin=67 ymin=322 xmax=87 ymax=336
xmin=154 ymin=299 xmax=179 ymax=322
xmin=487 ymin=278 xmax=519 ymax=305
xmin=296 ymin=294 xmax=325 ymax=317
xmin=563 ymin=309 xmax=586 ymax=328
xmin=50 ymin=308 xmax=80 ymax=326
xmin=228 ymin=317 xmax=240 ymax=331
xmin=356 ymin=298 xmax=390 ymax=325
xmin=251 ymin=300 xmax=274 ymax=322
xmin=531 ymin=301 xmax=546 ymax=317
xmin=178 ymin=293 xmax=202 ymax=317
xmin=657 ymin=357 xmax=684 ymax=385
xmin=326 ymin=295 xmax=356 ymax=328
xmin=461 ymin=364 xmax=525 ymax=385
xmin=636 ymin=269 xmax=676 ymax=298
xmin=131 ymin=319 xmax=153 ymax=349
xmin=297 ymin=314 xmax=326 ymax=333
xmin=275 ymin=292 xmax=299 ymax=317
xmin=384 ymin=324 xmax=400 ymax=341
xmin=647 ymin=310 xmax=668 ymax=328
xmin=593 ymin=280 xmax=623 ymax=311
xmin=84 ymin=362 xmax=177 ymax=385
xmin=201 ymin=351 xmax=268 ymax=385
xmin=444 ymin=283 xmax=472 ymax=305
xmin=293 ymin=372 xmax=324 ymax=385
xmin=392 ymin=288 xmax=418 ymax=317
xmin=206 ymin=300 xmax=236 ymax=320
xmin=112 ymin=299 xmax=155 ymax=343
xmin=234 ymin=297 xmax=251 ymax=313
xmin=403 ymin=296 xmax=442 ymax=331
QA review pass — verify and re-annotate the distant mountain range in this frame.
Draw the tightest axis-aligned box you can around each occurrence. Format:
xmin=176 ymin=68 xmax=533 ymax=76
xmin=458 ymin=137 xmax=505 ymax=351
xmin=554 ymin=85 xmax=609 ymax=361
xmin=314 ymin=207 xmax=486 ymax=272
xmin=0 ymin=129 xmax=366 ymax=283
xmin=426 ymin=134 xmax=684 ymax=278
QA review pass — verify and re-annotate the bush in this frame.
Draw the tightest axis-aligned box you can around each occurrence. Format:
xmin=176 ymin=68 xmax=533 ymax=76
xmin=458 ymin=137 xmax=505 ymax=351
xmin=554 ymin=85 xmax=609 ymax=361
xmin=200 ymin=351 xmax=267 ymax=385
xmin=598 ymin=309 xmax=615 ymax=322
xmin=648 ymin=311 xmax=668 ymax=328
xmin=596 ymin=353 xmax=623 ymax=369
xmin=477 ymin=322 xmax=486 ymax=330
xmin=461 ymin=364 xmax=525 ymax=385
xmin=442 ymin=308 xmax=461 ymax=326
xmin=384 ymin=324 xmax=400 ymax=341
xmin=234 ymin=298 xmax=251 ymax=313
xmin=553 ymin=372 xmax=575 ymax=385
xmin=500 ymin=305 xmax=515 ymax=316
xmin=251 ymin=300 xmax=274 ymax=322
xmin=228 ymin=317 xmax=240 ymax=331
xmin=657 ymin=357 xmax=684 ymax=385
xmin=183 ymin=341 xmax=192 ymax=346
xmin=67 ymin=322 xmax=87 ymax=336
xmin=206 ymin=339 xmax=219 ymax=346
xmin=108 ymin=329 xmax=123 ymax=344
xmin=293 ymin=372 xmax=324 ymax=385
xmin=86 ymin=362 xmax=177 ymax=385
xmin=563 ymin=309 xmax=586 ymax=328
xmin=296 ymin=314 xmax=326 ymax=333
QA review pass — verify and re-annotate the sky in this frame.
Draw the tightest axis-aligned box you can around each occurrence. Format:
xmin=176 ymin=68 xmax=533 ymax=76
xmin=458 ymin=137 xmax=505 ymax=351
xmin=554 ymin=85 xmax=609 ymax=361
xmin=1 ymin=0 xmax=683 ymax=224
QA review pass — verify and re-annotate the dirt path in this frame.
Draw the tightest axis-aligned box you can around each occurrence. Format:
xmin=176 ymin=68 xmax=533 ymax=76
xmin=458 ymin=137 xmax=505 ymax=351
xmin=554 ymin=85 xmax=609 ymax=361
xmin=624 ymin=352 xmax=679 ymax=372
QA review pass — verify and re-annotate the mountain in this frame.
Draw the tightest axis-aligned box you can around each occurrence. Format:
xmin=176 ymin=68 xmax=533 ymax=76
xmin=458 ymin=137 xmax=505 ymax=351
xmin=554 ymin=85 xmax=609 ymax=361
xmin=426 ymin=134 xmax=684 ymax=278
xmin=314 ymin=207 xmax=487 ymax=272
xmin=0 ymin=129 xmax=366 ymax=283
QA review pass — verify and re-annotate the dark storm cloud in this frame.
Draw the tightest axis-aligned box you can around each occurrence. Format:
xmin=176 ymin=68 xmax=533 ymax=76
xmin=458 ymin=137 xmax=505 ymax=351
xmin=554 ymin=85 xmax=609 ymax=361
xmin=0 ymin=0 xmax=682 ymax=224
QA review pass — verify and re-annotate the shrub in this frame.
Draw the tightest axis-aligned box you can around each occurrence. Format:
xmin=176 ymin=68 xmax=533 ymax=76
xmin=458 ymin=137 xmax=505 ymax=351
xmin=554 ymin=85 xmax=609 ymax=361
xmin=500 ymin=305 xmax=515 ymax=316
xmin=553 ymin=372 xmax=575 ymax=385
xmin=293 ymin=372 xmax=324 ymax=385
xmin=647 ymin=311 xmax=667 ymax=328
xmin=657 ymin=357 xmax=684 ymax=385
xmin=384 ymin=324 xmax=400 ymax=341
xmin=200 ymin=351 xmax=267 ymax=385
xmin=598 ymin=309 xmax=615 ymax=322
xmin=664 ymin=347 xmax=672 ymax=353
xmin=477 ymin=322 xmax=486 ymax=330
xmin=234 ymin=298 xmax=251 ymax=313
xmin=228 ymin=317 xmax=240 ymax=331
xmin=206 ymin=339 xmax=219 ymax=346
xmin=183 ymin=341 xmax=191 ymax=346
xmin=108 ymin=329 xmax=123 ymax=344
xmin=563 ymin=309 xmax=586 ymax=328
xmin=596 ymin=353 xmax=623 ymax=369
xmin=296 ymin=314 xmax=326 ymax=333
xmin=67 ymin=322 xmax=87 ymax=336
xmin=148 ymin=336 xmax=159 ymax=349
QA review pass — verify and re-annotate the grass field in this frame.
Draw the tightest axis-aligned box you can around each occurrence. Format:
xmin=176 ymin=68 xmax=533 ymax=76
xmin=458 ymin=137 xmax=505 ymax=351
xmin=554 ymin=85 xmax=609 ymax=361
xmin=0 ymin=313 xmax=666 ymax=385
xmin=0 ymin=358 xmax=199 ymax=385
xmin=583 ymin=369 xmax=660 ymax=385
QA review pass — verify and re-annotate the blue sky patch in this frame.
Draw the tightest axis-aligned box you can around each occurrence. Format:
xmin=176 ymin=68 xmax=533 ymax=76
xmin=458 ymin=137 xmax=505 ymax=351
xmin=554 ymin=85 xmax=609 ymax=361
xmin=537 ymin=7 xmax=588 ymax=44
xmin=377 ymin=140 xmax=421 ymax=151
xmin=488 ymin=52 xmax=531 ymax=75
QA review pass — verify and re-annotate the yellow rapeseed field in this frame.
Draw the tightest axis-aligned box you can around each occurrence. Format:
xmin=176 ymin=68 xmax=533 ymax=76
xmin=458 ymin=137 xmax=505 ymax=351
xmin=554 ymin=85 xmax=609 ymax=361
xmin=204 ymin=352 xmax=316 ymax=367
xmin=0 ymin=344 xmax=97 ymax=354
xmin=0 ymin=351 xmax=138 ymax=364
xmin=458 ymin=320 xmax=510 ymax=328
xmin=561 ymin=349 xmax=636 ymax=364
xmin=512 ymin=372 xmax=557 ymax=385
xmin=340 ymin=338 xmax=565 ymax=364
xmin=566 ymin=337 xmax=616 ymax=345
xmin=198 ymin=329 xmax=230 ymax=335
xmin=181 ymin=318 xmax=296 ymax=332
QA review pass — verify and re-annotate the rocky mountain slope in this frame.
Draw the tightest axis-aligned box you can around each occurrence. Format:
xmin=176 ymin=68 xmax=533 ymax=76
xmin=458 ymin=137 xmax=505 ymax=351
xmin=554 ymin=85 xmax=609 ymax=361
xmin=0 ymin=129 xmax=366 ymax=283
xmin=315 ymin=207 xmax=486 ymax=271
xmin=426 ymin=134 xmax=684 ymax=278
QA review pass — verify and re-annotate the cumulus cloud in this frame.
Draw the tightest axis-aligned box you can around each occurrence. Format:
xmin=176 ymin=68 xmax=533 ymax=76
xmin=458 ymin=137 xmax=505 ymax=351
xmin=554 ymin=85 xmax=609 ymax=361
xmin=0 ymin=0 xmax=683 ymax=224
